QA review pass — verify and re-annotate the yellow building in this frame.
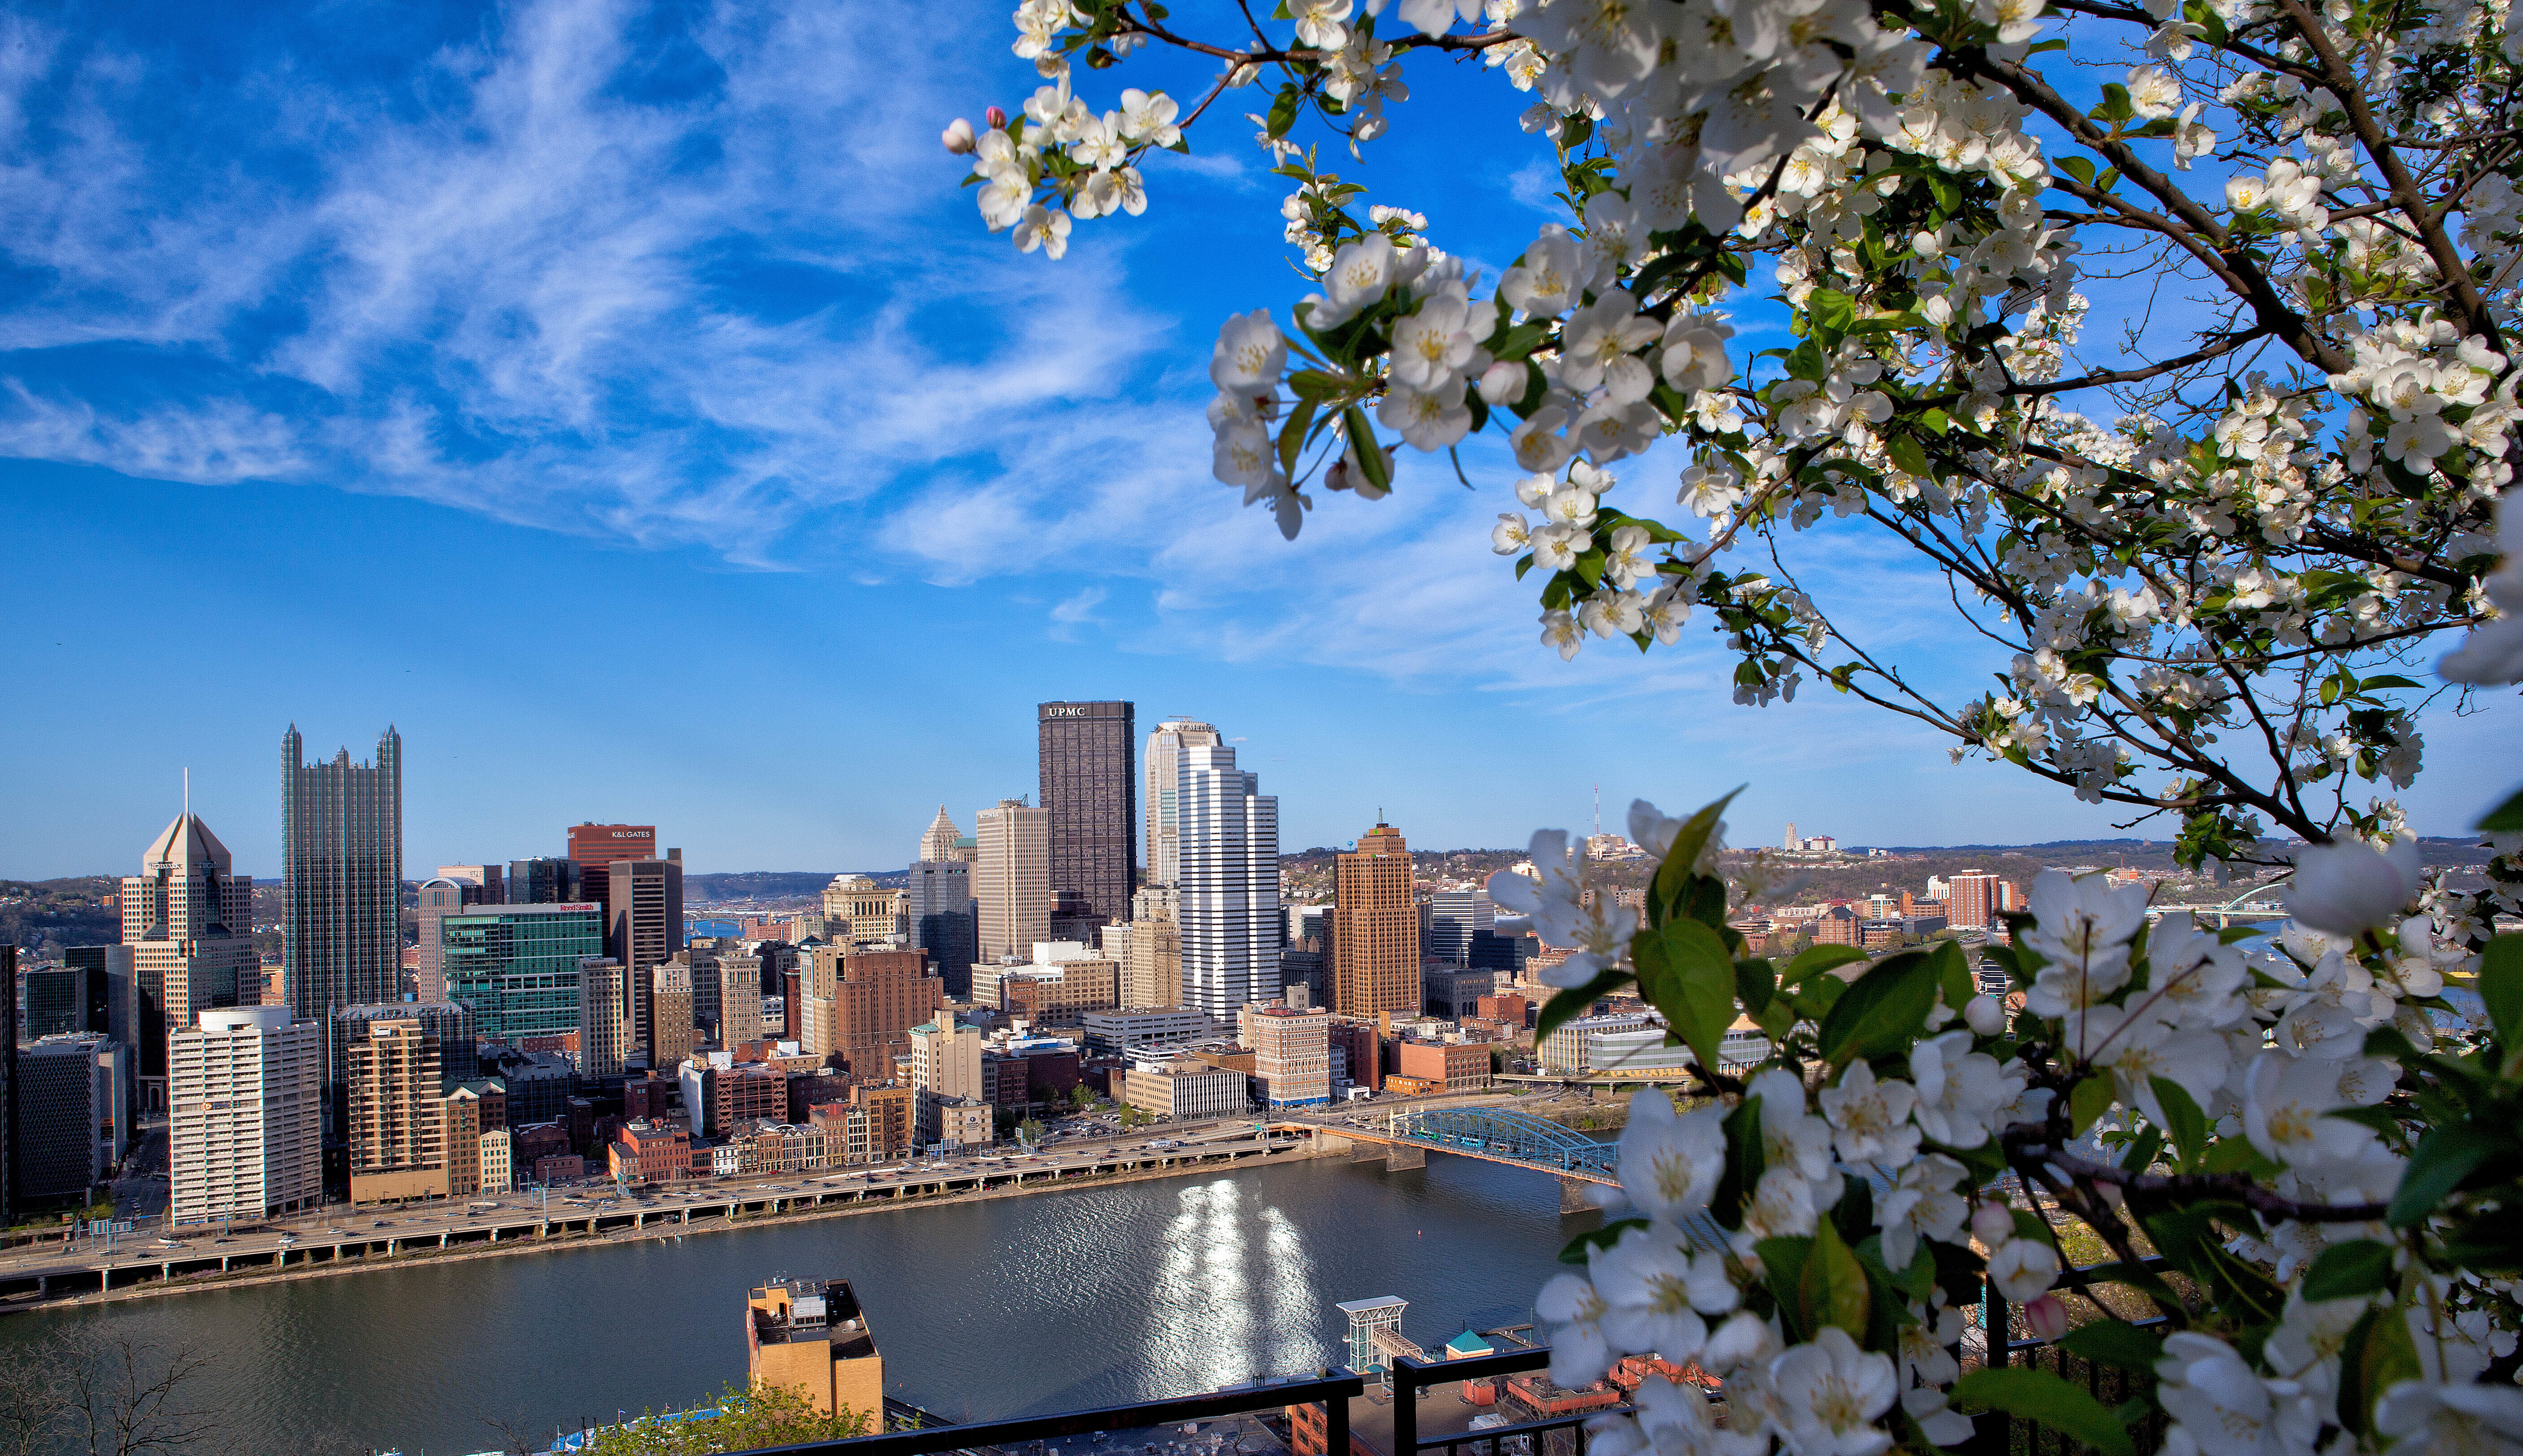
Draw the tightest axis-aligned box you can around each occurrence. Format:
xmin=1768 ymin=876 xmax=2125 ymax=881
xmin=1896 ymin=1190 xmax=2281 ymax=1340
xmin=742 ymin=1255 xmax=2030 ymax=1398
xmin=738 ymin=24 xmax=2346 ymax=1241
xmin=821 ymin=876 xmax=903 ymax=946
xmin=747 ymin=1279 xmax=884 ymax=1424
xmin=1332 ymin=823 xmax=1420 ymax=1021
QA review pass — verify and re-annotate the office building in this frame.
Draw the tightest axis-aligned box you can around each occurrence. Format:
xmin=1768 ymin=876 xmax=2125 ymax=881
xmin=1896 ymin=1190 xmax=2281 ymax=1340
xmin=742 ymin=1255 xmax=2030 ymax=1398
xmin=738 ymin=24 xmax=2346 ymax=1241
xmin=604 ymin=852 xmax=684 ymax=1050
xmin=919 ymin=1092 xmax=993 ymax=1150
xmin=1425 ymin=966 xmax=1505 ymax=1020
xmin=412 ymin=877 xmax=468 ymax=1003
xmin=60 ymin=945 xmax=138 ymax=1048
xmin=1538 ymin=1013 xmax=1655 ymax=1075
xmin=508 ymin=857 xmax=578 ymax=904
xmin=908 ymin=1012 xmax=986 ymax=1102
xmin=1081 ymin=1007 xmax=1213 ymax=1057
xmin=566 ymin=823 xmax=657 ymax=913
xmin=281 ymin=725 xmax=403 ymax=1024
xmin=21 ymin=965 xmax=85 ymax=1039
xmin=347 ymin=1018 xmax=446 ymax=1202
xmin=1426 ymin=889 xmax=1494 ymax=965
xmin=1142 ymin=717 xmax=1222 ymax=887
xmin=920 ymin=806 xmax=962 ymax=863
xmin=578 ymin=957 xmax=633 ymax=1077
xmin=1247 ymin=1004 xmax=1332 ymax=1107
xmin=970 ymin=943 xmax=1120 ymax=1025
xmin=1395 ymin=1040 xmax=1493 ymax=1094
xmin=648 ymin=961 xmax=696 ymax=1070
xmin=828 ymin=949 xmax=944 ymax=1075
xmin=748 ymin=1279 xmax=885 ymax=1420
xmin=122 ymin=811 xmax=257 ymax=1085
xmin=902 ymin=859 xmax=978 ymax=1000
xmin=1328 ymin=1017 xmax=1380 ymax=1093
xmin=1038 ymin=700 xmax=1136 ymax=935
xmin=480 ymin=1128 xmax=514 ymax=1192
xmin=1122 ymin=915 xmax=1182 ymax=1009
xmin=1332 ymin=824 xmax=1419 ymax=1022
xmin=1120 ymin=1059 xmax=1247 ymax=1121
xmin=1176 ymin=743 xmax=1280 ymax=1021
xmin=434 ymin=864 xmax=505 ymax=903
xmin=13 ymin=1036 xmax=111 ymax=1204
xmin=440 ymin=902 xmax=601 ymax=1055
xmin=822 ymin=876 xmax=903 ymax=946
xmin=717 ymin=953 xmax=765 ymax=1044
xmin=677 ymin=947 xmax=722 ymax=1037
xmin=682 ymin=1060 xmax=790 ymax=1137
xmin=974 ymin=799 xmax=1051 ymax=960
xmin=168 ymin=1007 xmax=322 ymax=1225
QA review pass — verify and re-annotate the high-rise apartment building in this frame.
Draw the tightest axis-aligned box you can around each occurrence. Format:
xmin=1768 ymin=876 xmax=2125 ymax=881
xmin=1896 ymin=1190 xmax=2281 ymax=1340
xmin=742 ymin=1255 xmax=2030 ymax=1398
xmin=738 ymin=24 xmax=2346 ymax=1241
xmin=902 ymin=859 xmax=978 ymax=1000
xmin=282 ymin=725 xmax=403 ymax=1027
xmin=578 ymin=957 xmax=633 ymax=1077
xmin=919 ymin=806 xmax=962 ymax=864
xmin=442 ymin=902 xmax=605 ymax=1053
xmin=346 ymin=1018 xmax=445 ymax=1203
xmin=908 ymin=1012 xmax=986 ymax=1101
xmin=648 ymin=962 xmax=696 ymax=1070
xmin=1946 ymin=871 xmax=2003 ymax=929
xmin=1332 ymin=824 xmax=1420 ymax=1022
xmin=1142 ymin=717 xmax=1221 ymax=887
xmin=1176 ymin=743 xmax=1280 ymax=1020
xmin=168 ymin=1006 xmax=322 ymax=1226
xmin=566 ymin=823 xmax=657 ymax=914
xmin=603 ymin=852 xmax=684 ymax=1052
xmin=974 ymin=799 xmax=1051 ymax=960
xmin=1426 ymin=888 xmax=1495 ymax=966
xmin=123 ymin=812 xmax=257 ymax=1085
xmin=330 ymin=1002 xmax=475 ymax=1096
xmin=816 ymin=949 xmax=943 ymax=1076
xmin=1039 ymin=701 xmax=1136 ymax=935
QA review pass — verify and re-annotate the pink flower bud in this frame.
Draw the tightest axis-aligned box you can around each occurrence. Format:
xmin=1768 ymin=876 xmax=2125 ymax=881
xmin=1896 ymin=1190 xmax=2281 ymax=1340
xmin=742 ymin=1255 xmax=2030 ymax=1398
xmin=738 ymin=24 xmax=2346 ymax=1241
xmin=1971 ymin=1201 xmax=2015 ymax=1246
xmin=1964 ymin=994 xmax=2005 ymax=1036
xmin=1478 ymin=360 xmax=1527 ymax=406
xmin=2024 ymin=1295 xmax=2070 ymax=1342
xmin=942 ymin=117 xmax=978 ymax=155
xmin=986 ymin=105 xmax=1009 ymax=129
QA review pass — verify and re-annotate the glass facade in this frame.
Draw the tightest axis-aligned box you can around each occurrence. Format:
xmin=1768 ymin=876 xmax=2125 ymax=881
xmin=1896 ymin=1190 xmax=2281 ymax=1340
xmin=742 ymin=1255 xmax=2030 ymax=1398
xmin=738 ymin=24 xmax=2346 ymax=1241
xmin=443 ymin=904 xmax=605 ymax=1044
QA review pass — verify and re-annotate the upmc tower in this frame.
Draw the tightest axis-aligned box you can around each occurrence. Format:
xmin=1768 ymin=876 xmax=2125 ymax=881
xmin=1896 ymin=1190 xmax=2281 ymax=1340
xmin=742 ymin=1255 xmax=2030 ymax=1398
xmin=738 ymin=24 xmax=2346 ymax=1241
xmin=1037 ymin=701 xmax=1135 ymax=936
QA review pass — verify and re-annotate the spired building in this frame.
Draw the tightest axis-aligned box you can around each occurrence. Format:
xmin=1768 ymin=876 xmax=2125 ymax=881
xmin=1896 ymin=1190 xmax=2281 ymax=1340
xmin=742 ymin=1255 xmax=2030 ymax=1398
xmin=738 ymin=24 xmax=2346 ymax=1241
xmin=1038 ymin=701 xmax=1136 ymax=940
xmin=1142 ymin=717 xmax=1222 ymax=887
xmin=1176 ymin=743 xmax=1280 ymax=1020
xmin=282 ymin=725 xmax=404 ymax=1025
xmin=122 ymin=811 xmax=257 ymax=1089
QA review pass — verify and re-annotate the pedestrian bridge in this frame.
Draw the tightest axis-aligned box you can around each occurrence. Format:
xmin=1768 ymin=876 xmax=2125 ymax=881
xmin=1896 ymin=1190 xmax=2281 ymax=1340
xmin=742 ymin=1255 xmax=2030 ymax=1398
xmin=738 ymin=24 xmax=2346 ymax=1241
xmin=1277 ymin=1107 xmax=1620 ymax=1210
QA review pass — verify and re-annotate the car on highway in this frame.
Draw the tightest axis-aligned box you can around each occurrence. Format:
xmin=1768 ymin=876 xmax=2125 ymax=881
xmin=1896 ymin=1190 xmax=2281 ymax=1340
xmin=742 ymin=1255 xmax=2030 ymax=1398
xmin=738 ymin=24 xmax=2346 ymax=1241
xmin=156 ymin=1237 xmax=184 ymax=1248
xmin=371 ymin=1220 xmax=393 ymax=1228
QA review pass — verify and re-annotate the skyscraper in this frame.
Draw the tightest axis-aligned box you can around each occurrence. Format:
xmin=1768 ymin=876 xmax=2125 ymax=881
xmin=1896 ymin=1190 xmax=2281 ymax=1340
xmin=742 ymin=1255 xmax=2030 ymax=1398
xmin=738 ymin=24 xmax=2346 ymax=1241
xmin=412 ymin=878 xmax=468 ymax=1003
xmin=903 ymin=859 xmax=978 ymax=1000
xmin=603 ymin=851 xmax=684 ymax=1054
xmin=974 ymin=799 xmax=1050 ymax=961
xmin=1038 ymin=701 xmax=1136 ymax=933
xmin=168 ymin=1006 xmax=323 ymax=1226
xmin=346 ymin=1018 xmax=445 ymax=1204
xmin=1332 ymin=823 xmax=1420 ymax=1022
xmin=566 ymin=823 xmax=657 ymax=914
xmin=124 ymin=811 xmax=258 ymax=1084
xmin=441 ymin=902 xmax=605 ymax=1051
xmin=1142 ymin=717 xmax=1221 ymax=887
xmin=1176 ymin=743 xmax=1280 ymax=1020
xmin=1426 ymin=888 xmax=1495 ymax=966
xmin=507 ymin=857 xmax=578 ymax=904
xmin=578 ymin=957 xmax=633 ymax=1077
xmin=282 ymin=725 xmax=403 ymax=1025
xmin=919 ymin=806 xmax=962 ymax=863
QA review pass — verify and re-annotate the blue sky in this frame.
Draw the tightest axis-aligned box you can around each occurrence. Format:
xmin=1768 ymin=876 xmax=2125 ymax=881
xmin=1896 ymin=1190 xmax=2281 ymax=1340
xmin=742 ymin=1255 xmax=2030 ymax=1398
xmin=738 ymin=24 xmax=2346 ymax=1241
xmin=0 ymin=0 xmax=2510 ymax=880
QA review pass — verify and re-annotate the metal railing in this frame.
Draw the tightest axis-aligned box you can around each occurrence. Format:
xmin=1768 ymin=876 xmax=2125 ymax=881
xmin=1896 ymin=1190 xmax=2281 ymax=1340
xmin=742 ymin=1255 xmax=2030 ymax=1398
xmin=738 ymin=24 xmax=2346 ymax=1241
xmin=1390 ymin=1348 xmax=1624 ymax=1456
xmin=1974 ymin=1258 xmax=2173 ymax=1456
xmin=736 ymin=1369 xmax=1365 ymax=1456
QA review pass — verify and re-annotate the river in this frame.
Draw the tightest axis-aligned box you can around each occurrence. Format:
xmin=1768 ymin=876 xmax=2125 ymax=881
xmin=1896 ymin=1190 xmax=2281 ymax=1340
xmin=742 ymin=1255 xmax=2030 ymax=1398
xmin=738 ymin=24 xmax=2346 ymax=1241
xmin=0 ymin=1151 xmax=1599 ymax=1456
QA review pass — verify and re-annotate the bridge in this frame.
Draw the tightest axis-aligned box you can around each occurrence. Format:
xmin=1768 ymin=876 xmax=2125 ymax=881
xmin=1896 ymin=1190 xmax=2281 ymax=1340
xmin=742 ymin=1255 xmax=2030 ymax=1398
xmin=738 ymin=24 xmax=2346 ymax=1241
xmin=1277 ymin=1106 xmax=1621 ymax=1213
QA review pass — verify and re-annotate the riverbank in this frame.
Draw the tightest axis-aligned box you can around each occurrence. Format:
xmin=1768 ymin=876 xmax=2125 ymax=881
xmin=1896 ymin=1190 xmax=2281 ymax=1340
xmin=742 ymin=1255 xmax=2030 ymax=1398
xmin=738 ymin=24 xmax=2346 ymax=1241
xmin=6 ymin=1140 xmax=1343 ymax=1316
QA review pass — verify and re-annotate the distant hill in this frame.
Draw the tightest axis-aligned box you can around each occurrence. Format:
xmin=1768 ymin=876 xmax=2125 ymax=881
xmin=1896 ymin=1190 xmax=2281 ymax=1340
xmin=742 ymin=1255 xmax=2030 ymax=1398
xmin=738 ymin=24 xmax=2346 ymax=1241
xmin=2 ymin=876 xmax=122 ymax=953
xmin=685 ymin=872 xmax=841 ymax=902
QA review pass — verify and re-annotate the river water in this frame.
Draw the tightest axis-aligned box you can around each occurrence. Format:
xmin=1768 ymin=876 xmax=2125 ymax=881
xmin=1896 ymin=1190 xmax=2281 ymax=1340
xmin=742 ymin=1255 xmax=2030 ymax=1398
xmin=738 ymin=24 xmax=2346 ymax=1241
xmin=0 ymin=1151 xmax=1597 ymax=1456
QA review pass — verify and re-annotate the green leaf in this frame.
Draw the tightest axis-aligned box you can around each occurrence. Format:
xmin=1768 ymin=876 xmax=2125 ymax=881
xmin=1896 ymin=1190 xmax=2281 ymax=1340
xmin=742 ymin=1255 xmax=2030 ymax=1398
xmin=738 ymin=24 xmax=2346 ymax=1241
xmin=1537 ymin=969 xmax=1633 ymax=1041
xmin=1713 ymin=1096 xmax=1766 ymax=1231
xmin=1650 ymin=791 xmax=1743 ymax=923
xmin=1265 ymin=84 xmax=1301 ymax=139
xmin=2337 ymin=1306 xmax=2422 ymax=1439
xmin=2149 ymin=1075 xmax=2209 ymax=1170
xmin=1734 ymin=957 xmax=1777 ymax=1016
xmin=2058 ymin=1320 xmax=2165 ymax=1373
xmin=1641 ymin=919 xmax=1737 ymax=1076
xmin=1557 ymin=1217 xmax=1649 ymax=1265
xmin=1933 ymin=939 xmax=1973 ymax=1013
xmin=1798 ymin=1217 xmax=1872 ymax=1341
xmin=2118 ymin=1125 xmax=2164 ymax=1176
xmin=1342 ymin=407 xmax=1391 ymax=492
xmin=1887 ymin=433 xmax=1930 ymax=477
xmin=1817 ymin=949 xmax=1938 ymax=1065
xmin=1757 ymin=1235 xmax=1815 ymax=1340
xmin=2069 ymin=1075 xmax=2115 ymax=1135
xmin=1276 ymin=397 xmax=1317 ymax=480
xmin=1782 ymin=944 xmax=1869 ymax=987
xmin=2300 ymin=1239 xmax=2396 ymax=1301
xmin=2198 ymin=1138 xmax=2281 ymax=1177
xmin=2480 ymin=786 xmax=2523 ymax=832
xmin=1808 ymin=288 xmax=1855 ymax=347
xmin=2389 ymin=1121 xmax=2510 ymax=1228
xmin=1951 ymin=1367 xmax=2136 ymax=1456
xmin=2480 ymin=933 xmax=2523 ymax=1045
xmin=2079 ymin=1261 xmax=2186 ymax=1307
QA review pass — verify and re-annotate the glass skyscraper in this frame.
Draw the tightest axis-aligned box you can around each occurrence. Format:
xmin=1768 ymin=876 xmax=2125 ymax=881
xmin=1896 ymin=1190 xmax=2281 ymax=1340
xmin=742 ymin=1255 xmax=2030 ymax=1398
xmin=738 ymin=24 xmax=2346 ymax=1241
xmin=442 ymin=903 xmax=605 ymax=1049
xmin=281 ymin=724 xmax=403 ymax=1024
xmin=1176 ymin=742 xmax=1280 ymax=1019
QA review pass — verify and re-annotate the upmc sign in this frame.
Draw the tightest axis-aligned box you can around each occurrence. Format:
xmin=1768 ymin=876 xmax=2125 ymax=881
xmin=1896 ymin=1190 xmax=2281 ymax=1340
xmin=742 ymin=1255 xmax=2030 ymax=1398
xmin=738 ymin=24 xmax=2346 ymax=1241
xmin=1041 ymin=704 xmax=1095 ymax=719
